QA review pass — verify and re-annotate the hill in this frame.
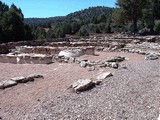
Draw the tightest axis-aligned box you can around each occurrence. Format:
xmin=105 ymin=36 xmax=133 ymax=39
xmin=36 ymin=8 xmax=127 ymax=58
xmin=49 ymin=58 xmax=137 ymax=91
xmin=24 ymin=6 xmax=113 ymax=27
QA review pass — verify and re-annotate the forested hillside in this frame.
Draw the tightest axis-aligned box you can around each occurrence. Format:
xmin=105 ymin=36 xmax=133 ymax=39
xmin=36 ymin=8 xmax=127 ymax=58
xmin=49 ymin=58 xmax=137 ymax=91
xmin=0 ymin=0 xmax=160 ymax=43
xmin=24 ymin=6 xmax=113 ymax=39
xmin=24 ymin=6 xmax=113 ymax=27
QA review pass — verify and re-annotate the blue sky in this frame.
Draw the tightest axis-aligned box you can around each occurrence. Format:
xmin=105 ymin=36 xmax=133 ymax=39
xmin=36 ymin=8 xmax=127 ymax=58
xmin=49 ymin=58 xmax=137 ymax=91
xmin=2 ymin=0 xmax=116 ymax=18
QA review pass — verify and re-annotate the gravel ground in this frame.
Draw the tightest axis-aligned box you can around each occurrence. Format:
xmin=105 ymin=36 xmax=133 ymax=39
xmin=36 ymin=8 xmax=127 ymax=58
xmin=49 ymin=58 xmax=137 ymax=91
xmin=0 ymin=52 xmax=159 ymax=120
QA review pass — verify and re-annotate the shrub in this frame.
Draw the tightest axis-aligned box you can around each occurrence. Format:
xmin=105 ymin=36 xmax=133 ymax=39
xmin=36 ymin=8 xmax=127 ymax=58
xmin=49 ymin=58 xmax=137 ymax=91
xmin=155 ymin=21 xmax=160 ymax=32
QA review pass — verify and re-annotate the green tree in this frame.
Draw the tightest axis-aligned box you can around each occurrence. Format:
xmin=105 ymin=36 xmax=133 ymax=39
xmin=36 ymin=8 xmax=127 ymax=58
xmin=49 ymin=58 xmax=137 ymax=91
xmin=71 ymin=22 xmax=81 ymax=34
xmin=112 ymin=8 xmax=125 ymax=26
xmin=46 ymin=28 xmax=55 ymax=39
xmin=90 ymin=16 xmax=98 ymax=24
xmin=77 ymin=27 xmax=89 ymax=36
xmin=97 ymin=14 xmax=106 ymax=23
xmin=24 ymin=25 xmax=33 ymax=40
xmin=0 ymin=1 xmax=9 ymax=16
xmin=55 ymin=29 xmax=65 ymax=38
xmin=0 ymin=4 xmax=25 ymax=42
xmin=116 ymin=0 xmax=147 ymax=33
xmin=62 ymin=23 xmax=72 ymax=34
xmin=35 ymin=27 xmax=46 ymax=39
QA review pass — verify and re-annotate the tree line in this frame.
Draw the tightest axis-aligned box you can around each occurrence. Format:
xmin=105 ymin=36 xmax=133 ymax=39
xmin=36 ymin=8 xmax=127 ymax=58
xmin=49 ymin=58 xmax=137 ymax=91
xmin=115 ymin=0 xmax=160 ymax=34
xmin=0 ymin=1 xmax=33 ymax=43
xmin=26 ymin=6 xmax=113 ymax=40
xmin=0 ymin=0 xmax=160 ymax=43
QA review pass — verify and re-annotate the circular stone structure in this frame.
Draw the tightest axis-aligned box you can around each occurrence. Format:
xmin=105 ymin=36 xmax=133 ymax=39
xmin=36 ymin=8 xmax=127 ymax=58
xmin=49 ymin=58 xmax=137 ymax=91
xmin=58 ymin=49 xmax=84 ymax=58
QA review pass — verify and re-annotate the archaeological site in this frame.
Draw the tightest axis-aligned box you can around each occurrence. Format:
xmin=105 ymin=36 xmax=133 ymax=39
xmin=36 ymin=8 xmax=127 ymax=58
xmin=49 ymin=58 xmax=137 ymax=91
xmin=0 ymin=34 xmax=159 ymax=119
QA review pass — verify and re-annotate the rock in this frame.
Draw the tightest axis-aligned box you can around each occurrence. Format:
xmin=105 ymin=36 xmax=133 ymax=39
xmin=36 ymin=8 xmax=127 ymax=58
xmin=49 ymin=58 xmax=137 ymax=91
xmin=58 ymin=49 xmax=84 ymax=58
xmin=105 ymin=62 xmax=111 ymax=67
xmin=158 ymin=114 xmax=160 ymax=120
xmin=111 ymin=62 xmax=119 ymax=69
xmin=75 ymin=58 xmax=81 ymax=64
xmin=27 ymin=74 xmax=44 ymax=79
xmin=11 ymin=76 xmax=28 ymax=83
xmin=145 ymin=53 xmax=159 ymax=60
xmin=93 ymin=80 xmax=102 ymax=85
xmin=120 ymin=64 xmax=127 ymax=69
xmin=70 ymin=79 xmax=95 ymax=92
xmin=97 ymin=72 xmax=113 ymax=80
xmin=106 ymin=56 xmax=125 ymax=62
xmin=0 ymin=80 xmax=17 ymax=89
xmin=80 ymin=61 xmax=88 ymax=67
xmin=97 ymin=62 xmax=106 ymax=67
xmin=69 ymin=57 xmax=76 ymax=63
xmin=87 ymin=66 xmax=95 ymax=71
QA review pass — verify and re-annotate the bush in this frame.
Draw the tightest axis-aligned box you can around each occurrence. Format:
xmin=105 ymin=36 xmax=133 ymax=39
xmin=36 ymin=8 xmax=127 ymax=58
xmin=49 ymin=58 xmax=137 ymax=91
xmin=105 ymin=24 xmax=111 ymax=33
xmin=155 ymin=21 xmax=160 ymax=32
xmin=76 ymin=27 xmax=89 ymax=36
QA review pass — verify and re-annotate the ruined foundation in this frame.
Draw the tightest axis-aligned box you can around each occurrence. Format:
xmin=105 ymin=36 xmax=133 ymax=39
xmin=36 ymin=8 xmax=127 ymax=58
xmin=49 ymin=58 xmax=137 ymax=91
xmin=0 ymin=34 xmax=159 ymax=64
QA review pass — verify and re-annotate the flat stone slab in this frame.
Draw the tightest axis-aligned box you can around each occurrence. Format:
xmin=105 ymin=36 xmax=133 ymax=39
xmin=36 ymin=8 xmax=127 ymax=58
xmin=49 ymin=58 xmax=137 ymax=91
xmin=106 ymin=56 xmax=125 ymax=62
xmin=0 ymin=74 xmax=44 ymax=90
xmin=27 ymin=74 xmax=44 ymax=79
xmin=0 ymin=80 xmax=17 ymax=89
xmin=70 ymin=79 xmax=94 ymax=92
xmin=11 ymin=76 xmax=28 ymax=83
xmin=97 ymin=72 xmax=113 ymax=80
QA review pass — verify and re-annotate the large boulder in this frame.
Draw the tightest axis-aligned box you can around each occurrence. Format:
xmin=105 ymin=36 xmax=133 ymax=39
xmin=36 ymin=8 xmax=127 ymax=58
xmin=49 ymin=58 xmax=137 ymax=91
xmin=70 ymin=79 xmax=95 ymax=92
xmin=58 ymin=49 xmax=84 ymax=58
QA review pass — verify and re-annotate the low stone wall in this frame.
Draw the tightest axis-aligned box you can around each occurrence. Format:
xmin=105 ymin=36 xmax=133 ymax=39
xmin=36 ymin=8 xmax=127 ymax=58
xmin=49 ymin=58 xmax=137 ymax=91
xmin=0 ymin=54 xmax=53 ymax=64
xmin=0 ymin=54 xmax=17 ymax=64
xmin=16 ymin=46 xmax=61 ymax=55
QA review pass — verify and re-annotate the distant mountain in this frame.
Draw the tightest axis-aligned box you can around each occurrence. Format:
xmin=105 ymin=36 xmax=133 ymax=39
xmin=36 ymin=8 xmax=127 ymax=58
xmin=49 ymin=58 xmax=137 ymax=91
xmin=24 ymin=6 xmax=113 ymax=27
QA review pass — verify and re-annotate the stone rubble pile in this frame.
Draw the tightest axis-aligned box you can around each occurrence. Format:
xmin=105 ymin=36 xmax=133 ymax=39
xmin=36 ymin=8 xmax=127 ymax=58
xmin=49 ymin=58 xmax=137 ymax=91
xmin=0 ymin=74 xmax=43 ymax=89
xmin=122 ymin=42 xmax=160 ymax=56
xmin=55 ymin=56 xmax=126 ymax=70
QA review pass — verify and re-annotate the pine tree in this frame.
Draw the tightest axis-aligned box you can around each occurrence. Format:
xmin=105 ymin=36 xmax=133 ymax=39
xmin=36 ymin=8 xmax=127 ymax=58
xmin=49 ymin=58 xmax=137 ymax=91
xmin=116 ymin=0 xmax=147 ymax=33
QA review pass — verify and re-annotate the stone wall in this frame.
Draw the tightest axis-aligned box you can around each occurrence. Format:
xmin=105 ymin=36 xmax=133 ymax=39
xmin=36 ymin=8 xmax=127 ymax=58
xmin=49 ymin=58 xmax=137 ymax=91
xmin=0 ymin=54 xmax=53 ymax=64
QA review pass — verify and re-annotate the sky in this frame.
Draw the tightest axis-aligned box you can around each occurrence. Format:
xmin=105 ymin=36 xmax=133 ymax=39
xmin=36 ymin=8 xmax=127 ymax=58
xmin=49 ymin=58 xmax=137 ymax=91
xmin=2 ymin=0 xmax=116 ymax=18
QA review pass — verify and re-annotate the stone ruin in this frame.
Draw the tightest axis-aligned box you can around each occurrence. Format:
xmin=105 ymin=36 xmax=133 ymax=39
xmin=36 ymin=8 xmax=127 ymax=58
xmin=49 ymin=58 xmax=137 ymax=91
xmin=0 ymin=34 xmax=159 ymax=64
xmin=0 ymin=45 xmax=96 ymax=64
